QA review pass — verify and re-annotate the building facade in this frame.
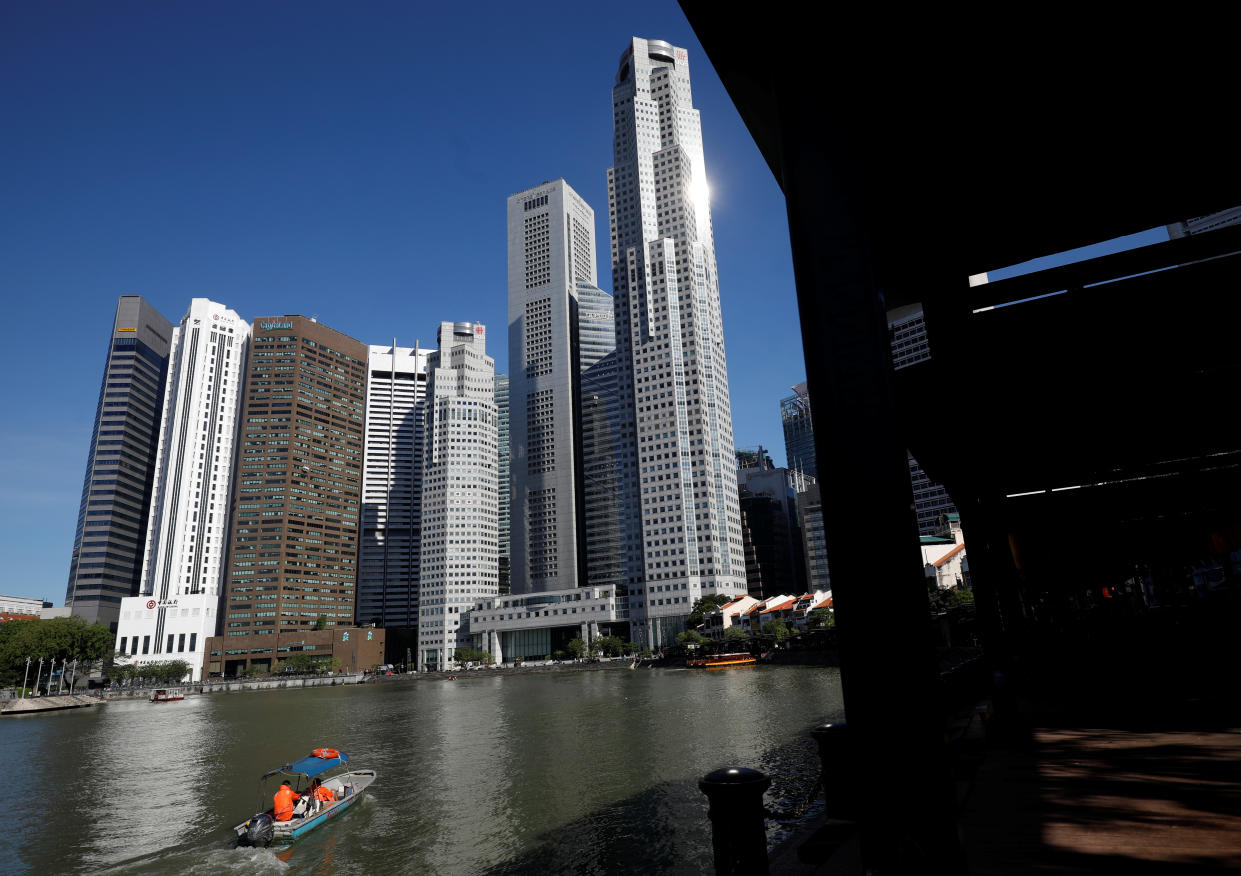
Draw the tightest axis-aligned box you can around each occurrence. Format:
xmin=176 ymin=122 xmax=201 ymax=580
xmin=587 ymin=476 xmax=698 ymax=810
xmin=218 ymin=316 xmax=367 ymax=643
xmin=417 ymin=322 xmax=498 ymax=670
xmin=357 ymin=343 xmax=432 ymax=659
xmin=886 ymin=302 xmax=959 ymax=536
xmin=494 ymin=373 xmax=510 ymax=595
xmin=507 ymin=179 xmax=604 ymax=594
xmin=608 ymin=37 xmax=748 ymax=647
xmin=66 ymin=295 xmax=173 ymax=631
xmin=797 ymin=484 xmax=831 ymax=592
xmin=114 ymin=299 xmax=249 ymax=680
xmin=780 ymin=382 xmax=816 ymax=480
xmin=737 ymin=465 xmax=808 ymax=600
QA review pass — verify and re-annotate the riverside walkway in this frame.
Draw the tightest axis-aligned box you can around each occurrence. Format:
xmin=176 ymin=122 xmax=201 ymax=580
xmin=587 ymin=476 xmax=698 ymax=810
xmin=775 ymin=693 xmax=1241 ymax=874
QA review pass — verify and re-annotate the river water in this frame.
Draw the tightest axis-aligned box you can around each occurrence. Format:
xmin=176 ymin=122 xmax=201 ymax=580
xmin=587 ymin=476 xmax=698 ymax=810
xmin=1 ymin=665 xmax=843 ymax=875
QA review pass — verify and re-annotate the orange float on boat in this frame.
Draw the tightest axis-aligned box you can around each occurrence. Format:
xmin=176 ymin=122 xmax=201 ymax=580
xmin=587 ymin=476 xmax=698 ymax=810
xmin=311 ymin=747 xmax=340 ymax=759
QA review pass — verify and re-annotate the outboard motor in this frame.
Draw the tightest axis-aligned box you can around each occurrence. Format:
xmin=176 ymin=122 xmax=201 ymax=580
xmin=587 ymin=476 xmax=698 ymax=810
xmin=243 ymin=813 xmax=275 ymax=847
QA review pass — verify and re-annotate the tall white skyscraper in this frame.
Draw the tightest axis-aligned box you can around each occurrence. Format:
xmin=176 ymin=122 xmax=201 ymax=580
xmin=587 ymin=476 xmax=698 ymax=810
xmin=609 ymin=37 xmax=747 ymax=647
xmin=507 ymin=179 xmax=621 ymax=594
xmin=417 ymin=322 xmax=498 ymax=670
xmin=359 ymin=342 xmax=432 ymax=649
xmin=115 ymin=299 xmax=249 ymax=681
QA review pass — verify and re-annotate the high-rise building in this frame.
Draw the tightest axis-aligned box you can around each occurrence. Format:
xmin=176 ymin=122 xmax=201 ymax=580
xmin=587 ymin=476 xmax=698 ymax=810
xmin=886 ymin=303 xmax=959 ymax=536
xmin=797 ymin=484 xmax=831 ymax=592
xmin=507 ymin=179 xmax=624 ymax=595
xmin=737 ymin=465 xmax=808 ymax=600
xmin=212 ymin=316 xmax=367 ymax=656
xmin=609 ymin=37 xmax=747 ymax=647
xmin=494 ymin=373 xmax=510 ymax=595
xmin=114 ymin=299 xmax=249 ymax=680
xmin=358 ymin=342 xmax=432 ymax=658
xmin=577 ymin=284 xmax=626 ymax=592
xmin=417 ymin=322 xmax=498 ymax=670
xmin=780 ymin=382 xmax=816 ymax=480
xmin=66 ymin=295 xmax=173 ymax=632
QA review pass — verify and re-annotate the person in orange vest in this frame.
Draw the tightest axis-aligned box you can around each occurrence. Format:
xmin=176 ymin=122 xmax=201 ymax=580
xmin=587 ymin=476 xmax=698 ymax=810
xmin=273 ymin=780 xmax=302 ymax=821
xmin=310 ymin=778 xmax=335 ymax=811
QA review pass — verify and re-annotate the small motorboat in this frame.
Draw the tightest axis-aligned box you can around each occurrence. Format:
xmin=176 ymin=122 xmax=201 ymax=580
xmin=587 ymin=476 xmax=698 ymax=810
xmin=150 ymin=689 xmax=184 ymax=702
xmin=235 ymin=748 xmax=377 ymax=845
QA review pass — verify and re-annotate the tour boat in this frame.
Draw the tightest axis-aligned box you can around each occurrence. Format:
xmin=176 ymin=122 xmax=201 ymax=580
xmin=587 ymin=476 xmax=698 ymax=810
xmin=235 ymin=748 xmax=378 ymax=845
xmin=150 ymin=689 xmax=184 ymax=702
xmin=686 ymin=652 xmax=757 ymax=669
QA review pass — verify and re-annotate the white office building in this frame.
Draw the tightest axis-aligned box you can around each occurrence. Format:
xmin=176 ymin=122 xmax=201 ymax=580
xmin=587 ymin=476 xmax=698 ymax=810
xmin=608 ymin=37 xmax=748 ymax=647
xmin=417 ymin=322 xmax=499 ymax=670
xmin=115 ymin=299 xmax=249 ymax=681
xmin=507 ymin=179 xmax=625 ymax=595
xmin=358 ymin=343 xmax=433 ymax=642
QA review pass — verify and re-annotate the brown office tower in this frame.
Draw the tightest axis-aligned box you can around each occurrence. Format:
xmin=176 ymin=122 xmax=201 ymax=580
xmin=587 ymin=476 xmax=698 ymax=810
xmin=205 ymin=316 xmax=381 ymax=676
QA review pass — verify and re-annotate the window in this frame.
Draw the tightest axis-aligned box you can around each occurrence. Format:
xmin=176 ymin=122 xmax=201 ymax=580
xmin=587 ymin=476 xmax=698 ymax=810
xmin=142 ymin=636 xmax=150 ymax=655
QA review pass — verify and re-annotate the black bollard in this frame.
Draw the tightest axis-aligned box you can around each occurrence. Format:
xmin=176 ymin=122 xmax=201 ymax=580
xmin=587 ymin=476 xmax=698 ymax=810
xmin=810 ymin=722 xmax=857 ymax=820
xmin=699 ymin=767 xmax=772 ymax=875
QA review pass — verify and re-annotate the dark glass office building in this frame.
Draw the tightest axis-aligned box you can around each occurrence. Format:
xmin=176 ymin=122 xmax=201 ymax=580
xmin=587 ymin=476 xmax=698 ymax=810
xmin=66 ymin=295 xmax=173 ymax=632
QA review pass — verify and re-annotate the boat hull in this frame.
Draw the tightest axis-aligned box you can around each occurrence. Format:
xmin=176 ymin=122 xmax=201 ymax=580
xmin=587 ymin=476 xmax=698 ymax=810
xmin=686 ymin=654 xmax=757 ymax=669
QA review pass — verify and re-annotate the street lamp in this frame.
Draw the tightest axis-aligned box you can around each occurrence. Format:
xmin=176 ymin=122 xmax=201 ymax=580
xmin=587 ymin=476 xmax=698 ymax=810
xmin=21 ymin=657 xmax=31 ymax=698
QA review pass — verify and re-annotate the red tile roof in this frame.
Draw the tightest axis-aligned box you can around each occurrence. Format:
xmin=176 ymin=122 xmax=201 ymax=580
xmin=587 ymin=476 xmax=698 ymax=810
xmin=932 ymin=543 xmax=966 ymax=568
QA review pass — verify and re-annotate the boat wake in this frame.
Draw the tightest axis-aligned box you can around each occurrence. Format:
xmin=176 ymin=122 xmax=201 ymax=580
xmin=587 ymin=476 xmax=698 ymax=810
xmin=99 ymin=836 xmax=290 ymax=875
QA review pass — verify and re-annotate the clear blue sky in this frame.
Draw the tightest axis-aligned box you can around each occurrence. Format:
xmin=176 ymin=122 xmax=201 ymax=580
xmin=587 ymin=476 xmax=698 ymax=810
xmin=0 ymin=1 xmax=805 ymax=603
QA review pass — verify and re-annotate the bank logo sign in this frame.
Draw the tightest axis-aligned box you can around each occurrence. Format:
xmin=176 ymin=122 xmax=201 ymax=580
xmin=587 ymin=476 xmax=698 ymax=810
xmin=260 ymin=319 xmax=293 ymax=332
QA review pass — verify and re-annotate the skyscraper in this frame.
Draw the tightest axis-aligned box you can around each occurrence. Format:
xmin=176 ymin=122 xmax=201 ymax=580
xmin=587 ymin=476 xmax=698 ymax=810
xmin=417 ymin=321 xmax=498 ymax=670
xmin=494 ymin=373 xmax=511 ymax=595
xmin=609 ymin=37 xmax=747 ymax=647
xmin=66 ymin=295 xmax=173 ymax=632
xmin=780 ymin=382 xmax=816 ymax=480
xmin=217 ymin=316 xmax=367 ymax=641
xmin=114 ymin=299 xmax=249 ymax=679
xmin=358 ymin=342 xmax=432 ymax=657
xmin=507 ymin=179 xmax=622 ymax=595
xmin=887 ymin=303 xmax=959 ymax=536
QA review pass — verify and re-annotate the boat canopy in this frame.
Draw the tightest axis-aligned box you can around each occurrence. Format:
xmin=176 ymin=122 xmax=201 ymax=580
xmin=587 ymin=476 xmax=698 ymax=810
xmin=262 ymin=751 xmax=350 ymax=780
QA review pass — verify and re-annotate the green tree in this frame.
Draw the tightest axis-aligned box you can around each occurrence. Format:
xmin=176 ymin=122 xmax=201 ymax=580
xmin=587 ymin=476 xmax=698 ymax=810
xmin=809 ymin=607 xmax=835 ymax=629
xmin=566 ymin=638 xmax=586 ymax=660
xmin=454 ymin=646 xmax=493 ymax=665
xmin=686 ymin=593 xmax=736 ymax=628
xmin=0 ymin=617 xmax=117 ymax=686
xmin=763 ymin=617 xmax=794 ymax=641
xmin=279 ymin=653 xmax=314 ymax=673
xmin=313 ymin=614 xmax=329 ymax=631
xmin=622 ymin=641 xmax=639 ymax=656
xmin=676 ymin=629 xmax=706 ymax=646
xmin=724 ymin=625 xmax=750 ymax=643
xmin=594 ymin=635 xmax=624 ymax=657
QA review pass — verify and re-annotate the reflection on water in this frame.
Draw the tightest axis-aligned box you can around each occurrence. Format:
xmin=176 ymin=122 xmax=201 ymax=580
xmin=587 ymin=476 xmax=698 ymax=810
xmin=0 ymin=666 xmax=842 ymax=875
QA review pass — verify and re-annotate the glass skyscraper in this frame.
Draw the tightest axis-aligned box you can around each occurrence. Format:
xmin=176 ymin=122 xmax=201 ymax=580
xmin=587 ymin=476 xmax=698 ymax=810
xmin=781 ymin=382 xmax=816 ymax=480
xmin=66 ymin=295 xmax=173 ymax=632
